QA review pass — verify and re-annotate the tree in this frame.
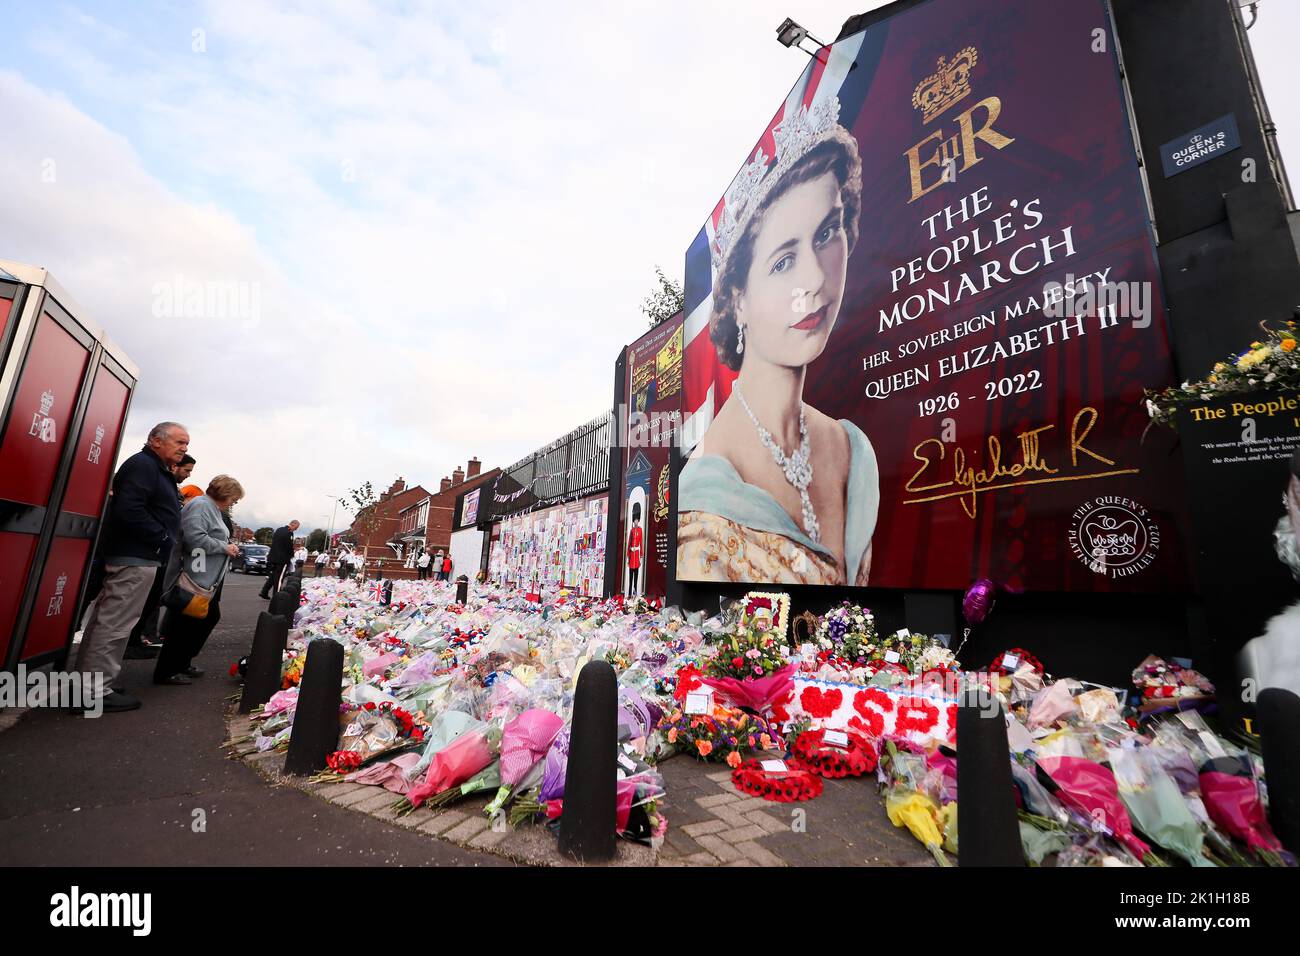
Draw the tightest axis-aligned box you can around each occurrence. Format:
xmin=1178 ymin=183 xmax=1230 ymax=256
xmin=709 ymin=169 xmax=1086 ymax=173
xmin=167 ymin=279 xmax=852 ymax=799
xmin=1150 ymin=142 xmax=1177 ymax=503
xmin=640 ymin=266 xmax=684 ymax=327
xmin=254 ymin=526 xmax=274 ymax=546
xmin=307 ymin=528 xmax=326 ymax=552
xmin=343 ymin=481 xmax=386 ymax=575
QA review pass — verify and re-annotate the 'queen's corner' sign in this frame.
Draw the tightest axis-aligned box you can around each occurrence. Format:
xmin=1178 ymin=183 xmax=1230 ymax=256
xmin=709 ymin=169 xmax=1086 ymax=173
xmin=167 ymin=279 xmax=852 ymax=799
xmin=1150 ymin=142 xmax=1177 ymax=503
xmin=1159 ymin=113 xmax=1241 ymax=178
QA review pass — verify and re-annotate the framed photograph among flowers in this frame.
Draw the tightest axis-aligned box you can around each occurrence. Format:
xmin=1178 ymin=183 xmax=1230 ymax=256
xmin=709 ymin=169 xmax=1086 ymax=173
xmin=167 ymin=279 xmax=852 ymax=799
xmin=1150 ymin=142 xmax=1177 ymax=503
xmin=738 ymin=591 xmax=791 ymax=643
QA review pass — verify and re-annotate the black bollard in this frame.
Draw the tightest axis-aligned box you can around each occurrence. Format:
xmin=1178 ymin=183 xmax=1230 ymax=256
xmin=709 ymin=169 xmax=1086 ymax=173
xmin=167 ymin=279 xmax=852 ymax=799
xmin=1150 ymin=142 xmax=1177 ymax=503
xmin=1259 ymin=688 xmax=1300 ymax=854
xmin=455 ymin=575 xmax=468 ymax=605
xmin=269 ymin=588 xmax=298 ymax=620
xmin=283 ymin=638 xmax=345 ymax=775
xmin=239 ymin=612 xmax=289 ymax=713
xmin=558 ymin=660 xmax=617 ymax=862
xmin=956 ymin=690 xmax=1025 ymax=866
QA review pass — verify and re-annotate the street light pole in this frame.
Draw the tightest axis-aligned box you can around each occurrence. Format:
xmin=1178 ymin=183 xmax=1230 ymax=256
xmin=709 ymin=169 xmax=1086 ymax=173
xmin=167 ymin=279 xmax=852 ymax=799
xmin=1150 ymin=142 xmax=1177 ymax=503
xmin=325 ymin=494 xmax=341 ymax=552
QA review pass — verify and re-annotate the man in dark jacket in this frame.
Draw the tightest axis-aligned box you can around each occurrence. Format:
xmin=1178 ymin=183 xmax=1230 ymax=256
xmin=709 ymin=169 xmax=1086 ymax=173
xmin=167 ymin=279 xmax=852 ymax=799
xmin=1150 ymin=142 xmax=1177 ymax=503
xmin=260 ymin=519 xmax=300 ymax=599
xmin=125 ymin=453 xmax=197 ymax=660
xmin=75 ymin=422 xmax=189 ymax=713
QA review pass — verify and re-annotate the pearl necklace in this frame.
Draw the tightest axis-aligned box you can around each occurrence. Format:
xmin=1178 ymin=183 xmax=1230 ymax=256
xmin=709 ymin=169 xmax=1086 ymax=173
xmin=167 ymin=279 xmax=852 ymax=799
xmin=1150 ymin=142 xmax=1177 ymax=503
xmin=734 ymin=383 xmax=821 ymax=544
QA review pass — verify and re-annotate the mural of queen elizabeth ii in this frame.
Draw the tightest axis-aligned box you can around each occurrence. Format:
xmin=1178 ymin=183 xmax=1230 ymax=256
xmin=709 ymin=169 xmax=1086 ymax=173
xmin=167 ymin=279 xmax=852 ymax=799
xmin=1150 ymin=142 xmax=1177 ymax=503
xmin=677 ymin=97 xmax=879 ymax=585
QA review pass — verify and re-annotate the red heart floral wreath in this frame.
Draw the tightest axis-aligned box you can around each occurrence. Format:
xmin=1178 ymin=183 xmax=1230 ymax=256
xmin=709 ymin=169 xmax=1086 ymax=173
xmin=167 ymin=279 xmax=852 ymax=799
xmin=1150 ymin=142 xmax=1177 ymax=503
xmin=730 ymin=759 xmax=824 ymax=802
xmin=988 ymin=647 xmax=1043 ymax=674
xmin=791 ymin=728 xmax=878 ymax=779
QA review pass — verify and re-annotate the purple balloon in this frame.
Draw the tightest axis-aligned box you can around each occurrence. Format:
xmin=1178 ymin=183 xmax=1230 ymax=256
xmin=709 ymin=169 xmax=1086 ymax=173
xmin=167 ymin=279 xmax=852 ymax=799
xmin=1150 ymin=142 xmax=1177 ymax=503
xmin=962 ymin=579 xmax=996 ymax=626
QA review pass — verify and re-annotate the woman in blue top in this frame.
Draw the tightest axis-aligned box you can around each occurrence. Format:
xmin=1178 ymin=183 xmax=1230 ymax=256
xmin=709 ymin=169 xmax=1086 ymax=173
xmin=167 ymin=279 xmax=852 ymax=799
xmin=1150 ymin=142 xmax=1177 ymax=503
xmin=678 ymin=97 xmax=879 ymax=585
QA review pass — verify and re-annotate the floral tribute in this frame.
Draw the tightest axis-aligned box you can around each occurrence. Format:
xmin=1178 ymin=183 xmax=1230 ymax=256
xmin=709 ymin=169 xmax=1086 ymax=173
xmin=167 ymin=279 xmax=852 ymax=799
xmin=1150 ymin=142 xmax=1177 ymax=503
xmin=661 ymin=704 xmax=781 ymax=767
xmin=1131 ymin=654 xmax=1215 ymax=701
xmin=811 ymin=603 xmax=952 ymax=678
xmin=281 ymin=650 xmax=306 ymax=689
xmin=1145 ymin=319 xmax=1300 ymax=427
xmin=814 ymin=601 xmax=879 ymax=664
xmin=879 ymin=739 xmax=954 ymax=866
xmin=325 ymin=750 xmax=363 ymax=774
xmin=669 ymin=663 xmax=705 ymax=703
xmin=701 ymin=594 xmax=797 ymax=712
xmin=778 ymin=677 xmax=958 ymax=747
xmin=790 ymin=728 xmax=877 ymax=778
xmin=988 ymin=647 xmax=1043 ymax=675
xmin=737 ymin=591 xmax=792 ymax=642
xmin=730 ymin=759 xmax=823 ymax=802
xmin=705 ymin=626 xmax=787 ymax=682
xmin=238 ymin=569 xmax=1298 ymax=867
xmin=328 ymin=701 xmax=429 ymax=771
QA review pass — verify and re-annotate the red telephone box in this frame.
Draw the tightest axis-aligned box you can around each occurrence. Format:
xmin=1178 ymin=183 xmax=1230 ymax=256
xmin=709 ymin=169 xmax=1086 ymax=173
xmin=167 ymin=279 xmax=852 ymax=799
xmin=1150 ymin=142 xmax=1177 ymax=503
xmin=0 ymin=261 xmax=138 ymax=671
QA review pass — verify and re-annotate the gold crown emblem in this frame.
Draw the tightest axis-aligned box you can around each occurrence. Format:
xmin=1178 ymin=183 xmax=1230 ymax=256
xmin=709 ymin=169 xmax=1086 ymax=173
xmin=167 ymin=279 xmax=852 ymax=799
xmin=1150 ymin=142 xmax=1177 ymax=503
xmin=912 ymin=47 xmax=978 ymax=124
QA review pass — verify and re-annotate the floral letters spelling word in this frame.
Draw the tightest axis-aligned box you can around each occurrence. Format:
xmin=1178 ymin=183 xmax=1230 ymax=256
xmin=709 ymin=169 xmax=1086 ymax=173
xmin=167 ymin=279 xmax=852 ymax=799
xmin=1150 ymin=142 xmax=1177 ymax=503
xmin=774 ymin=677 xmax=958 ymax=747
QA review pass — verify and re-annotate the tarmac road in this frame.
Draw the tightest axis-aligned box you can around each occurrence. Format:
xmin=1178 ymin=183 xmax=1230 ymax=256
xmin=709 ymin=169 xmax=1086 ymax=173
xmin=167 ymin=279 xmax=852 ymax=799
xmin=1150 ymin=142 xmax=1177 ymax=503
xmin=0 ymin=572 xmax=510 ymax=867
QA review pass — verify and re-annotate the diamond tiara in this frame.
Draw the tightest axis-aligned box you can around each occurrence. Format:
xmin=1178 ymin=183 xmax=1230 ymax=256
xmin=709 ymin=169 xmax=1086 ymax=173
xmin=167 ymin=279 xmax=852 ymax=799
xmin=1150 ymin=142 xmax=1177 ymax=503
xmin=711 ymin=96 xmax=844 ymax=274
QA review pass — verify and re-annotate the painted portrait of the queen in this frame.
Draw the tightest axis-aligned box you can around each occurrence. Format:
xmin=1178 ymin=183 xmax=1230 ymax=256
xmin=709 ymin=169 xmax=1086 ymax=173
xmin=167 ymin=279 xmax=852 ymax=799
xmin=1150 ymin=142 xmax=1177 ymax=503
xmin=677 ymin=97 xmax=879 ymax=586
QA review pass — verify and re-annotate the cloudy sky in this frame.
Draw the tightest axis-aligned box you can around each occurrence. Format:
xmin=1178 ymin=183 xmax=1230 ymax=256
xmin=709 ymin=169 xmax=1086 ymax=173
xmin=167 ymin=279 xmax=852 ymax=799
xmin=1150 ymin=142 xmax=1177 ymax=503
xmin=2 ymin=0 xmax=1297 ymax=534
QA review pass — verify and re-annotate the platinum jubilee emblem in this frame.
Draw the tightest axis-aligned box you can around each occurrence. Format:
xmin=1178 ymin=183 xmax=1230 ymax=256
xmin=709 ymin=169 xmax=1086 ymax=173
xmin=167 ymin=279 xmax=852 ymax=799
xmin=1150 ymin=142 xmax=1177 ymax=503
xmin=1068 ymin=496 xmax=1160 ymax=578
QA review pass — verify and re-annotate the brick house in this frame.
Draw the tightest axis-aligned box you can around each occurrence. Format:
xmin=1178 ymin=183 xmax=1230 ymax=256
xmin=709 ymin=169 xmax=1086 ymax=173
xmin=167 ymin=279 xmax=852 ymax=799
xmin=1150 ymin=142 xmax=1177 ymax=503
xmin=391 ymin=457 xmax=500 ymax=578
xmin=340 ymin=477 xmax=429 ymax=578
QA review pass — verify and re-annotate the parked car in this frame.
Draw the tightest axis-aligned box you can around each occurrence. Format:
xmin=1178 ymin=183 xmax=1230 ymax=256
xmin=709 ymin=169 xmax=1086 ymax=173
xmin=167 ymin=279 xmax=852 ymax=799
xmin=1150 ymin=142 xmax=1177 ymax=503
xmin=233 ymin=544 xmax=270 ymax=574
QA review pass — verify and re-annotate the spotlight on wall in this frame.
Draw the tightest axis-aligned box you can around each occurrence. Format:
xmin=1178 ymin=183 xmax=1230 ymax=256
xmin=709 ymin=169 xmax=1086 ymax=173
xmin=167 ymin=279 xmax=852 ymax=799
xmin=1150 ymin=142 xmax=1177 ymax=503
xmin=776 ymin=17 xmax=827 ymax=58
xmin=776 ymin=18 xmax=808 ymax=47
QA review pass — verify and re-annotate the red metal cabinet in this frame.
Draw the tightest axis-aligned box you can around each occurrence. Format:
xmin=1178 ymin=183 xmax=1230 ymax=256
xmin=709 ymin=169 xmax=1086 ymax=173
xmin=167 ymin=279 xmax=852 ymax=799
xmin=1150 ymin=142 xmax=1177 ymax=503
xmin=0 ymin=263 xmax=137 ymax=672
xmin=0 ymin=309 xmax=91 ymax=505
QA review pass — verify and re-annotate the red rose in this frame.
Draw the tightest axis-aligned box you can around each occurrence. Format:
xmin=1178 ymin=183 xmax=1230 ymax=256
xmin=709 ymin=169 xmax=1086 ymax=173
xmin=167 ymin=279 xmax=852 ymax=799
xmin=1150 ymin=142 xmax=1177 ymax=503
xmin=732 ymin=657 xmax=745 ymax=669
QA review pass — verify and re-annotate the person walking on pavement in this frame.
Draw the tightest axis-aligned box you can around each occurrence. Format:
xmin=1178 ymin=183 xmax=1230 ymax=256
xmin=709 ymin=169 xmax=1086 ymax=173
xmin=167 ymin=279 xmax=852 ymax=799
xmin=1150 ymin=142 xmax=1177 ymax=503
xmin=75 ymin=422 xmax=189 ymax=713
xmin=153 ymin=475 xmax=244 ymax=685
xmin=260 ymin=520 xmax=299 ymax=599
xmin=125 ymin=453 xmax=198 ymax=661
xmin=417 ymin=548 xmax=431 ymax=580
